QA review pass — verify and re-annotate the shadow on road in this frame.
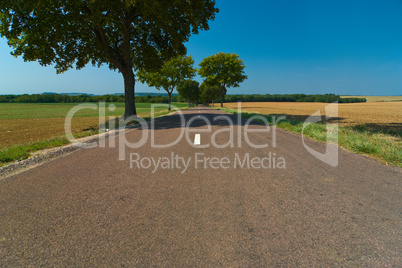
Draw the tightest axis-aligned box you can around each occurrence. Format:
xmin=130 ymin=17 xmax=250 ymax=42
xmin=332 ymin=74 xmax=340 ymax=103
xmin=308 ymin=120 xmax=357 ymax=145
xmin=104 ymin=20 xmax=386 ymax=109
xmin=127 ymin=111 xmax=266 ymax=131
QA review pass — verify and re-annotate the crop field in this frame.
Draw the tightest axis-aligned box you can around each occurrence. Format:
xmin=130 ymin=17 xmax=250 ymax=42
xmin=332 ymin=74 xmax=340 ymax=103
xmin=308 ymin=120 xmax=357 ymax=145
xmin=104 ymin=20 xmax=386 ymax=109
xmin=341 ymin=96 xmax=402 ymax=102
xmin=224 ymin=101 xmax=402 ymax=133
xmin=1 ymin=101 xmax=401 ymax=166
xmin=0 ymin=102 xmax=187 ymax=148
xmin=222 ymin=101 xmax=401 ymax=167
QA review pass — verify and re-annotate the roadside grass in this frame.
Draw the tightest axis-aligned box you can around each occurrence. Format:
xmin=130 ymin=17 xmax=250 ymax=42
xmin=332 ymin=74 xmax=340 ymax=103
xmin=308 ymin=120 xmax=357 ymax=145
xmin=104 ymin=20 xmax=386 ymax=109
xmin=0 ymin=137 xmax=71 ymax=163
xmin=0 ymin=103 xmax=187 ymax=166
xmin=218 ymin=108 xmax=402 ymax=168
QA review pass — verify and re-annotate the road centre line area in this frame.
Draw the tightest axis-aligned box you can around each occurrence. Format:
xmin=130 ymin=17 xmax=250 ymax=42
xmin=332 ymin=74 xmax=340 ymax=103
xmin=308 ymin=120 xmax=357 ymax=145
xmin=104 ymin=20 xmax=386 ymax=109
xmin=194 ymin=133 xmax=201 ymax=145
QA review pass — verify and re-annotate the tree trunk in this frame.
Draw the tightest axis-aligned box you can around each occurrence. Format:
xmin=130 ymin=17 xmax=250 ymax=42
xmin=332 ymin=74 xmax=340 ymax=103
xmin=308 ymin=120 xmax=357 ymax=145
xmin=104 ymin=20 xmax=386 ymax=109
xmin=187 ymin=99 xmax=190 ymax=107
xmin=122 ymin=68 xmax=137 ymax=119
xmin=220 ymin=86 xmax=224 ymax=108
xmin=168 ymin=93 xmax=171 ymax=111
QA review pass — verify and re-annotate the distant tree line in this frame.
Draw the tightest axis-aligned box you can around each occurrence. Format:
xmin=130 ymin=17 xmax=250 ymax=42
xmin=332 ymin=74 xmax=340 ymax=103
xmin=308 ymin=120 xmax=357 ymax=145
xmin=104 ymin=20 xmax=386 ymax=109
xmin=0 ymin=94 xmax=185 ymax=104
xmin=0 ymin=93 xmax=366 ymax=104
xmin=224 ymin=94 xmax=367 ymax=103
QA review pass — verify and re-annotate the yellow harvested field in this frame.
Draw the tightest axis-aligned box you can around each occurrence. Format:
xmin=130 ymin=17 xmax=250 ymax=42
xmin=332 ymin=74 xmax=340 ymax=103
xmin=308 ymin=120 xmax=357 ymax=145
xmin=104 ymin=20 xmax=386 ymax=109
xmin=341 ymin=96 xmax=402 ymax=102
xmin=224 ymin=101 xmax=402 ymax=131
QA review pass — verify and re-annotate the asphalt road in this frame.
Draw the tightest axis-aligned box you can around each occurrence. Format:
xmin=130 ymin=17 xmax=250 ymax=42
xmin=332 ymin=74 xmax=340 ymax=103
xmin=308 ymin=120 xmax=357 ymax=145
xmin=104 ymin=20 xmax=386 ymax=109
xmin=0 ymin=107 xmax=401 ymax=266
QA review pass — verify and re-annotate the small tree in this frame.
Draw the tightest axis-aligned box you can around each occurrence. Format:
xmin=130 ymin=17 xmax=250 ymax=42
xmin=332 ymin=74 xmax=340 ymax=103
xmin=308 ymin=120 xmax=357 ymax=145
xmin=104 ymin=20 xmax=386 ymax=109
xmin=137 ymin=55 xmax=196 ymax=110
xmin=198 ymin=52 xmax=247 ymax=107
xmin=177 ymin=80 xmax=200 ymax=107
xmin=200 ymin=81 xmax=220 ymax=106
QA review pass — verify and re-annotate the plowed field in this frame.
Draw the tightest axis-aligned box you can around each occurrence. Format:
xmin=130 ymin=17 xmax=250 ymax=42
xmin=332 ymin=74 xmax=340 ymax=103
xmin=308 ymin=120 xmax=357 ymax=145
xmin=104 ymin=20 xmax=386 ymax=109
xmin=0 ymin=103 xmax=186 ymax=148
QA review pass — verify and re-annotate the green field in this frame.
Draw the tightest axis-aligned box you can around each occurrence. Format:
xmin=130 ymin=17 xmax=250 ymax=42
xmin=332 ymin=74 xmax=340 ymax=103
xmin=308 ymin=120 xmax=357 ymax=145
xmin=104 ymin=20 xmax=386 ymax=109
xmin=0 ymin=102 xmax=188 ymax=164
xmin=0 ymin=102 xmax=187 ymax=119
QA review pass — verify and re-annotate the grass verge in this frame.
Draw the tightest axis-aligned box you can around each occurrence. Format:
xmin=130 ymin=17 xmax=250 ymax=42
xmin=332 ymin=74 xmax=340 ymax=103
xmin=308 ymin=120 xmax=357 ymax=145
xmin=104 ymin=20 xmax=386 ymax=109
xmin=0 ymin=137 xmax=70 ymax=163
xmin=218 ymin=108 xmax=401 ymax=168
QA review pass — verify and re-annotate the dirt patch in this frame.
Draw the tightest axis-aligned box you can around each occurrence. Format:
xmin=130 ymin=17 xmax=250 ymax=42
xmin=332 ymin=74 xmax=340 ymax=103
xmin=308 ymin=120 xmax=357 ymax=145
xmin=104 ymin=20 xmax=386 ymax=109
xmin=0 ymin=109 xmax=165 ymax=148
xmin=0 ymin=117 xmax=100 ymax=148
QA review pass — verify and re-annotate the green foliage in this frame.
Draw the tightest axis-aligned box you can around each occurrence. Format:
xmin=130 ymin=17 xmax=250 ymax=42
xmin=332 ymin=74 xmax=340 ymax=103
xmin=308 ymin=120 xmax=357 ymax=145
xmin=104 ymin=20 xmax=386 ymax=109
xmin=223 ymin=93 xmax=367 ymax=103
xmin=199 ymin=81 xmax=220 ymax=103
xmin=177 ymin=80 xmax=200 ymax=105
xmin=339 ymin=97 xmax=367 ymax=103
xmin=0 ymin=0 xmax=218 ymax=116
xmin=198 ymin=52 xmax=247 ymax=106
xmin=137 ymin=55 xmax=196 ymax=93
xmin=0 ymin=93 xmax=367 ymax=104
xmin=198 ymin=52 xmax=247 ymax=88
xmin=0 ymin=1 xmax=218 ymax=73
xmin=136 ymin=55 xmax=197 ymax=109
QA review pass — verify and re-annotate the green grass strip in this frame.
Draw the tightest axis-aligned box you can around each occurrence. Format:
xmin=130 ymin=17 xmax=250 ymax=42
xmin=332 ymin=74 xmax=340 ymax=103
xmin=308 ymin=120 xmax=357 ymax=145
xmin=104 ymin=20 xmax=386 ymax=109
xmin=0 ymin=137 xmax=70 ymax=164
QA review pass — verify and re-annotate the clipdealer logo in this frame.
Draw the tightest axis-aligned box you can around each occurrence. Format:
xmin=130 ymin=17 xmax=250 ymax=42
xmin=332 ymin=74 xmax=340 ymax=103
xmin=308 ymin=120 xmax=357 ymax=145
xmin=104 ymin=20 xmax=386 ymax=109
xmin=64 ymin=102 xmax=339 ymax=171
xmin=64 ymin=102 xmax=283 ymax=155
xmin=302 ymin=102 xmax=339 ymax=167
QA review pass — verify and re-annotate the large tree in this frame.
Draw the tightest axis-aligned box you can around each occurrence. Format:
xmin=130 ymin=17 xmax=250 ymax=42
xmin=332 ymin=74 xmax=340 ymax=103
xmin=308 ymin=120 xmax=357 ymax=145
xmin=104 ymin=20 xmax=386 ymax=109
xmin=198 ymin=52 xmax=247 ymax=107
xmin=0 ymin=0 xmax=218 ymax=118
xmin=136 ymin=55 xmax=196 ymax=110
xmin=177 ymin=79 xmax=200 ymax=107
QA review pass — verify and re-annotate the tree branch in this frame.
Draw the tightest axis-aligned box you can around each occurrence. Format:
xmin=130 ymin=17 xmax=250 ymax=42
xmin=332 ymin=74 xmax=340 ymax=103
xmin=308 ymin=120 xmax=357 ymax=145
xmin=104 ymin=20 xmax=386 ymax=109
xmin=92 ymin=26 xmax=123 ymax=71
xmin=82 ymin=0 xmax=124 ymax=71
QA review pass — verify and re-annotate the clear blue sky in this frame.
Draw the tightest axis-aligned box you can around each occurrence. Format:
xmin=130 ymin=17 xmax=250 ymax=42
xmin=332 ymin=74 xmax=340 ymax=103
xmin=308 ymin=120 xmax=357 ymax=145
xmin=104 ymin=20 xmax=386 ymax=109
xmin=1 ymin=0 xmax=401 ymax=96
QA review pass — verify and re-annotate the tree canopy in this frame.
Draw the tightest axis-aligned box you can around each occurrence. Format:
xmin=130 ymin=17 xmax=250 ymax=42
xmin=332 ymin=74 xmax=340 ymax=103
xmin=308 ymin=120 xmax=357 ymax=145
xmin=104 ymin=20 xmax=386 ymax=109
xmin=177 ymin=79 xmax=200 ymax=106
xmin=199 ymin=81 xmax=220 ymax=106
xmin=136 ymin=55 xmax=196 ymax=110
xmin=0 ymin=0 xmax=218 ymax=117
xmin=198 ymin=52 xmax=247 ymax=107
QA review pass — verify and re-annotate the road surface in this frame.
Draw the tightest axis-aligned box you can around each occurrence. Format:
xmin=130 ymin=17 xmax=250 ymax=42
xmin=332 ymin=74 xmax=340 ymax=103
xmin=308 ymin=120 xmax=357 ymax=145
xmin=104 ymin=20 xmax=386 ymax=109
xmin=0 ymin=107 xmax=401 ymax=266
